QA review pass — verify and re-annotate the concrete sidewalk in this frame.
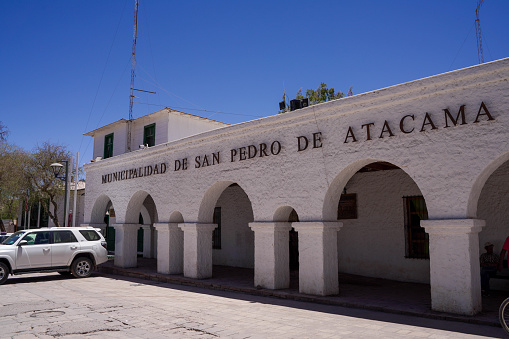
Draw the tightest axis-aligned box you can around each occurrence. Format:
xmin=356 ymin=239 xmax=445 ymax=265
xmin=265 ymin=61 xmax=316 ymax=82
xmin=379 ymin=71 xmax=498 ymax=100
xmin=97 ymin=257 xmax=505 ymax=329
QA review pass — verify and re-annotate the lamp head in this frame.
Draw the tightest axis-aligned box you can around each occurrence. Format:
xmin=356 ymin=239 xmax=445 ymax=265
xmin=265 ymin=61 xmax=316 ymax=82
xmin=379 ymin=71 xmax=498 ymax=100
xmin=50 ymin=162 xmax=64 ymax=177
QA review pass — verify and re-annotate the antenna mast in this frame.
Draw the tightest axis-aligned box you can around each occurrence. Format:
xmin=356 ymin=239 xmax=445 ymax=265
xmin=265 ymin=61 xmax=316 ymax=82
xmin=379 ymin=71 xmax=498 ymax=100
xmin=475 ymin=0 xmax=484 ymax=64
xmin=127 ymin=0 xmax=139 ymax=152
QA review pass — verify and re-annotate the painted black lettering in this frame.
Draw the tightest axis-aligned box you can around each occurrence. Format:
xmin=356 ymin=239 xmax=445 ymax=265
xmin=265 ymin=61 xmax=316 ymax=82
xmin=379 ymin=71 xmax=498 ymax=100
xmin=379 ymin=120 xmax=394 ymax=138
xmin=297 ymin=136 xmax=309 ymax=151
xmin=420 ymin=113 xmax=437 ymax=132
xmin=399 ymin=115 xmax=415 ymax=134
xmin=344 ymin=127 xmax=357 ymax=143
xmin=444 ymin=105 xmax=467 ymax=127
xmin=474 ymin=101 xmax=495 ymax=123
xmin=212 ymin=152 xmax=220 ymax=165
xmin=361 ymin=123 xmax=375 ymax=140
xmin=271 ymin=141 xmax=281 ymax=155
xmin=313 ymin=132 xmax=323 ymax=148
xmin=259 ymin=143 xmax=268 ymax=157
xmin=239 ymin=147 xmax=247 ymax=161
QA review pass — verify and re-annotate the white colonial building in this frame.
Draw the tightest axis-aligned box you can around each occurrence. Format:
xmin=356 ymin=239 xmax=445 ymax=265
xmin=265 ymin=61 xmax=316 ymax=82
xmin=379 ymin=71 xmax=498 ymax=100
xmin=83 ymin=58 xmax=509 ymax=316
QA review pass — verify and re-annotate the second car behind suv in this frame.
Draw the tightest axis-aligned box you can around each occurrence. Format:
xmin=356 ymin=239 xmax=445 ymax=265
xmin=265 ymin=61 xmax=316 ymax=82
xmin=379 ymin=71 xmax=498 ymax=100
xmin=0 ymin=227 xmax=108 ymax=285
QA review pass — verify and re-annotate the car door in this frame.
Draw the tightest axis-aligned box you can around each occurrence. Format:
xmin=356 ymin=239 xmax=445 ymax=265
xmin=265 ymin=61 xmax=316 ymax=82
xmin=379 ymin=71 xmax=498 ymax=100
xmin=51 ymin=230 xmax=80 ymax=267
xmin=15 ymin=231 xmax=52 ymax=269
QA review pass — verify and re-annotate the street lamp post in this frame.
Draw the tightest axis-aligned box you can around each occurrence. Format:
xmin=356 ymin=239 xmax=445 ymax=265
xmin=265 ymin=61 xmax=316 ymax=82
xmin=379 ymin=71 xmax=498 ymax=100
xmin=50 ymin=160 xmax=69 ymax=227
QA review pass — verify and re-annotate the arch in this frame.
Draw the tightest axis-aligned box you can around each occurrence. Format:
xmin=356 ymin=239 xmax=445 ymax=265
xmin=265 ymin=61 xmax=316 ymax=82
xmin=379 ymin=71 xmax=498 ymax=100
xmin=90 ymin=194 xmax=114 ymax=224
xmin=467 ymin=151 xmax=509 ymax=218
xmin=169 ymin=211 xmax=184 ymax=223
xmin=197 ymin=180 xmax=235 ymax=223
xmin=273 ymin=206 xmax=298 ymax=222
xmin=140 ymin=205 xmax=151 ymax=225
xmin=322 ymin=158 xmax=423 ymax=221
xmin=124 ymin=190 xmax=159 ymax=224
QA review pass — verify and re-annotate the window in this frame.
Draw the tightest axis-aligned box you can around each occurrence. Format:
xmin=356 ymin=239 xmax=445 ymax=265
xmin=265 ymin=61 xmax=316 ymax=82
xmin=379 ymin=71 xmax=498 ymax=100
xmin=143 ymin=123 xmax=156 ymax=147
xmin=22 ymin=231 xmax=50 ymax=245
xmin=212 ymin=207 xmax=221 ymax=249
xmin=337 ymin=194 xmax=358 ymax=219
xmin=404 ymin=196 xmax=429 ymax=259
xmin=53 ymin=231 xmax=77 ymax=243
xmin=79 ymin=230 xmax=101 ymax=241
xmin=104 ymin=133 xmax=114 ymax=159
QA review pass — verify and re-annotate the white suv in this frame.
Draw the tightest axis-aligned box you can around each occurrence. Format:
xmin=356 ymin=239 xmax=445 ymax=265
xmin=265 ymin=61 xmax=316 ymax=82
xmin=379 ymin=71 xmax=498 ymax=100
xmin=0 ymin=227 xmax=108 ymax=285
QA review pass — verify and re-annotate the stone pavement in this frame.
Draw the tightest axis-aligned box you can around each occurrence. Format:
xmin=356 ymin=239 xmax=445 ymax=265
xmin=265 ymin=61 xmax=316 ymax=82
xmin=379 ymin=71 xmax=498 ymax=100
xmin=98 ymin=257 xmax=507 ymax=329
xmin=2 ymin=272 xmax=505 ymax=338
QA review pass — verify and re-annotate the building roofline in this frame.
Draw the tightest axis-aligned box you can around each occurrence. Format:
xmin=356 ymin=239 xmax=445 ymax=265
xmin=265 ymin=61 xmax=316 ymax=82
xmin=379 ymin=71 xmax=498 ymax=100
xmin=84 ymin=108 xmax=229 ymax=137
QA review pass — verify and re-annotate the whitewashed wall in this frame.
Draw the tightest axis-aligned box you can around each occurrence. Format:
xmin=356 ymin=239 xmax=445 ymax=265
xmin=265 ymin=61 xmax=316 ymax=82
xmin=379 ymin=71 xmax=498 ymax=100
xmin=91 ymin=123 xmax=128 ymax=160
xmin=337 ymin=169 xmax=430 ymax=283
xmin=168 ymin=113 xmax=228 ymax=143
xmin=212 ymin=185 xmax=254 ymax=268
xmin=478 ymin=160 xmax=509 ymax=256
xmin=84 ymin=58 xmax=509 ymax=284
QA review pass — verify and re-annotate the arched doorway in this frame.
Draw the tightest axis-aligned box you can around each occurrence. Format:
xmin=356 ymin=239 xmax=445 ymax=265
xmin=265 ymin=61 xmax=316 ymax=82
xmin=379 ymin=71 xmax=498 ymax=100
xmin=211 ymin=183 xmax=254 ymax=269
xmin=476 ymin=159 xmax=509 ymax=293
xmin=326 ymin=161 xmax=430 ymax=283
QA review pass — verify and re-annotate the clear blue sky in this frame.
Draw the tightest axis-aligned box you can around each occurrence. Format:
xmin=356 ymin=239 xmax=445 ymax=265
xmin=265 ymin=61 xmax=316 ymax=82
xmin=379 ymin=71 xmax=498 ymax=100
xmin=1 ymin=1 xmax=508 ymax=168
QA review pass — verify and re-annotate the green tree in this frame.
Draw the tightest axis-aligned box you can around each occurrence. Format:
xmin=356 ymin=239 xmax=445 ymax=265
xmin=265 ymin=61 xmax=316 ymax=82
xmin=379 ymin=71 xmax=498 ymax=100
xmin=279 ymin=83 xmax=350 ymax=114
xmin=305 ymin=82 xmax=344 ymax=105
xmin=26 ymin=142 xmax=72 ymax=227
xmin=0 ymin=127 xmax=31 ymax=231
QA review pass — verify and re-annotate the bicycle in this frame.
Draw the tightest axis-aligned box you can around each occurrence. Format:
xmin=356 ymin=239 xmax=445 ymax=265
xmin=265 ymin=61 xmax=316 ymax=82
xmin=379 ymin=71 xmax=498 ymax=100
xmin=499 ymin=297 xmax=509 ymax=333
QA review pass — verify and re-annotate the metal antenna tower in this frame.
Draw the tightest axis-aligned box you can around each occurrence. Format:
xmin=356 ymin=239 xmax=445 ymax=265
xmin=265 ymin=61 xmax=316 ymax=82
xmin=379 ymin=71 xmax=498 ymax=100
xmin=475 ymin=0 xmax=484 ymax=64
xmin=127 ymin=0 xmax=139 ymax=152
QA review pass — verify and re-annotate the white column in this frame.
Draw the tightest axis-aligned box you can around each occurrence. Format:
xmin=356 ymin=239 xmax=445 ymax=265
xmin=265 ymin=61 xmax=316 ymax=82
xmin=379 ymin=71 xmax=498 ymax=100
xmin=154 ymin=223 xmax=183 ymax=274
xmin=249 ymin=222 xmax=292 ymax=289
xmin=141 ymin=224 xmax=153 ymax=258
xmin=422 ymin=219 xmax=485 ymax=315
xmin=112 ymin=223 xmax=139 ymax=268
xmin=292 ymin=222 xmax=342 ymax=296
xmin=178 ymin=223 xmax=217 ymax=279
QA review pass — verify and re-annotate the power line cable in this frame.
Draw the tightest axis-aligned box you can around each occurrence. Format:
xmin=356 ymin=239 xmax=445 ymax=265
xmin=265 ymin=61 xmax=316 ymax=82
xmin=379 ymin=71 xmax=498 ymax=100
xmin=78 ymin=0 xmax=128 ymax=155
xmin=80 ymin=57 xmax=132 ymax=167
xmin=448 ymin=22 xmax=475 ymax=71
xmin=132 ymin=101 xmax=266 ymax=118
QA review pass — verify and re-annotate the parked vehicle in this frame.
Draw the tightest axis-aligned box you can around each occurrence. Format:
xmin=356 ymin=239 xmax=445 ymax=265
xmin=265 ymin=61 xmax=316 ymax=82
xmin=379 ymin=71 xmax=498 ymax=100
xmin=0 ymin=233 xmax=12 ymax=243
xmin=0 ymin=227 xmax=108 ymax=284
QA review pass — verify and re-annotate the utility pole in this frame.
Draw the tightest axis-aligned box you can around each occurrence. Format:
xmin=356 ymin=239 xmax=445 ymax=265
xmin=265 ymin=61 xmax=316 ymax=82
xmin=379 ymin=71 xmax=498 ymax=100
xmin=127 ymin=0 xmax=139 ymax=152
xmin=475 ymin=0 xmax=484 ymax=64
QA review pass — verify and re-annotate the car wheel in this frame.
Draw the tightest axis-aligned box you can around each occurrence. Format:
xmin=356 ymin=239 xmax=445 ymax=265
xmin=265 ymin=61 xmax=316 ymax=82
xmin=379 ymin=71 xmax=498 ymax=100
xmin=71 ymin=257 xmax=93 ymax=278
xmin=0 ymin=262 xmax=9 ymax=285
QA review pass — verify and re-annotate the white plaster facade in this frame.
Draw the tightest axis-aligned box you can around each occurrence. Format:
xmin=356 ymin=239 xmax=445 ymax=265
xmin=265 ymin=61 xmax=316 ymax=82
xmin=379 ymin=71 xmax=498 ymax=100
xmin=83 ymin=58 xmax=509 ymax=316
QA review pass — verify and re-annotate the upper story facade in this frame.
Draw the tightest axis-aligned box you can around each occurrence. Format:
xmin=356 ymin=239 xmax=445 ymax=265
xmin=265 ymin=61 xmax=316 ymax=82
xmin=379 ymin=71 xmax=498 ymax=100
xmin=84 ymin=108 xmax=229 ymax=161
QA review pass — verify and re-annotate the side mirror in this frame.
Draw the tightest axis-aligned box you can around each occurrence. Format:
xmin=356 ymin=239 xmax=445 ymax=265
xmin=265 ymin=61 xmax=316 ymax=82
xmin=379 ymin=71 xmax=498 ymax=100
xmin=18 ymin=240 xmax=28 ymax=246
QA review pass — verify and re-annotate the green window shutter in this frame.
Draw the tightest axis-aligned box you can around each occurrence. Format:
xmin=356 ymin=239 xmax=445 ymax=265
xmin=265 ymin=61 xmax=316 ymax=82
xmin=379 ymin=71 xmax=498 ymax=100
xmin=143 ymin=123 xmax=156 ymax=147
xmin=104 ymin=133 xmax=114 ymax=159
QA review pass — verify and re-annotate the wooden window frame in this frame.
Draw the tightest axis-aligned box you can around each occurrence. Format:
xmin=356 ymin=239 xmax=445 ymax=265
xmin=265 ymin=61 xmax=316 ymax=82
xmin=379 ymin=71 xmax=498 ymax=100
xmin=337 ymin=193 xmax=358 ymax=220
xmin=143 ymin=123 xmax=156 ymax=147
xmin=104 ymin=133 xmax=114 ymax=159
xmin=403 ymin=195 xmax=429 ymax=259
xmin=212 ymin=207 xmax=221 ymax=249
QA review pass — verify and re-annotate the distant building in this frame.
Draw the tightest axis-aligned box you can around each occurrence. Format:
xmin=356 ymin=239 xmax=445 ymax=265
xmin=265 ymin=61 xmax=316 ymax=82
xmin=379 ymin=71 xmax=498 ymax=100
xmin=82 ymin=58 xmax=509 ymax=316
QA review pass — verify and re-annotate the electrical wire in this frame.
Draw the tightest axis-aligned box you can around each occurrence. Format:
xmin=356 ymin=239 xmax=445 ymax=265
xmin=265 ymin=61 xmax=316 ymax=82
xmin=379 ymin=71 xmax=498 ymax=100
xmin=448 ymin=22 xmax=475 ymax=71
xmin=80 ymin=57 xmax=133 ymax=167
xmin=132 ymin=101 xmax=266 ymax=118
xmin=78 ymin=0 xmax=129 ymax=155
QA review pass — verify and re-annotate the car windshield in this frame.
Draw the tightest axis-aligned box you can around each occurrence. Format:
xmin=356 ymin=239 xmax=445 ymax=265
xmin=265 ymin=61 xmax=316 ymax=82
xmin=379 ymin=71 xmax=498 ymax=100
xmin=2 ymin=231 xmax=25 ymax=245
